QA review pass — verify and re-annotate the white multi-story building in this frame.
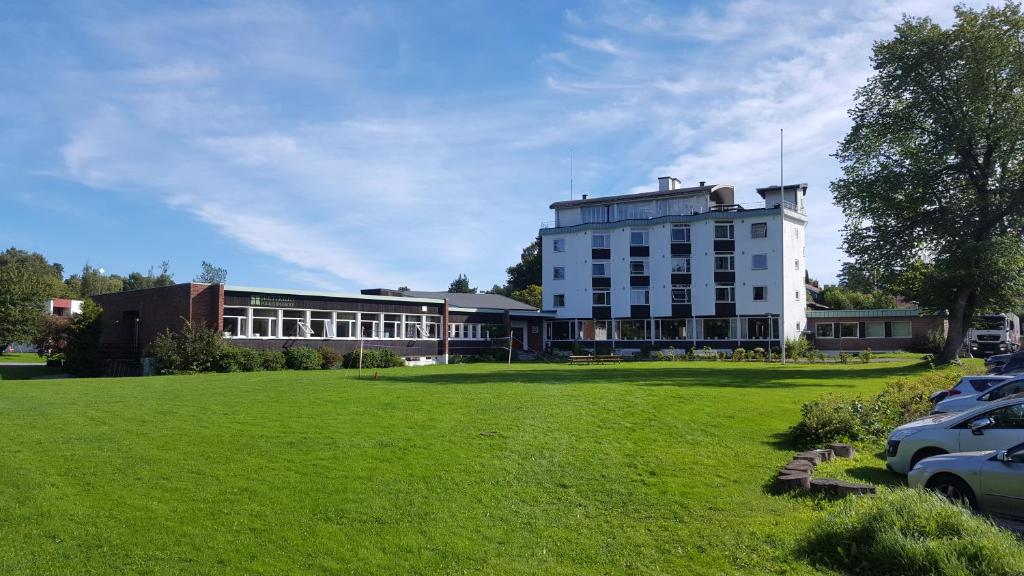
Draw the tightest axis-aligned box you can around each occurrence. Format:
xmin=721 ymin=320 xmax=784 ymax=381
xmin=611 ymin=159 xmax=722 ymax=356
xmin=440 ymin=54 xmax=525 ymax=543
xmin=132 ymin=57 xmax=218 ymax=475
xmin=539 ymin=176 xmax=807 ymax=351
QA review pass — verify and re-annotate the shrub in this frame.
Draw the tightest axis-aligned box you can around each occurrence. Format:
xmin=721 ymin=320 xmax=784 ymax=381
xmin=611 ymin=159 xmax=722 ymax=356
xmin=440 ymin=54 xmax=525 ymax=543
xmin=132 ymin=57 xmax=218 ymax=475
xmin=148 ymin=320 xmax=224 ymax=375
xmin=236 ymin=347 xmax=265 ymax=372
xmin=341 ymin=348 xmax=405 ymax=369
xmin=317 ymin=346 xmax=342 ymax=369
xmin=785 ymin=337 xmax=810 ymax=360
xmin=214 ymin=345 xmax=244 ymax=372
xmin=64 ymin=300 xmax=105 ymax=376
xmin=733 ymin=347 xmax=746 ymax=361
xmin=686 ymin=347 xmax=696 ymax=360
xmin=909 ymin=328 xmax=947 ymax=354
xmin=792 ymin=367 xmax=966 ymax=445
xmin=838 ymin=351 xmax=852 ymax=364
xmin=284 ymin=346 xmax=321 ymax=370
xmin=260 ymin=350 xmax=286 ymax=371
xmin=751 ymin=347 xmax=766 ymax=361
xmin=803 ymin=488 xmax=1024 ymax=576
xmin=860 ymin=347 xmax=874 ymax=363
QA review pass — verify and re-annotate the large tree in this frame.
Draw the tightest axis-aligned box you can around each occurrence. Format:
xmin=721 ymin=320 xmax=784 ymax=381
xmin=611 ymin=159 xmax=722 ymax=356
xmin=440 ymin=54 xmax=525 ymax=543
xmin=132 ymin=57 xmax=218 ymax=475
xmin=123 ymin=261 xmax=174 ymax=291
xmin=65 ymin=264 xmax=124 ymax=297
xmin=505 ymin=237 xmax=541 ymax=293
xmin=0 ymin=248 xmax=66 ymax=351
xmin=194 ymin=261 xmax=227 ymax=284
xmin=448 ymin=274 xmax=477 ymax=294
xmin=833 ymin=2 xmax=1024 ymax=363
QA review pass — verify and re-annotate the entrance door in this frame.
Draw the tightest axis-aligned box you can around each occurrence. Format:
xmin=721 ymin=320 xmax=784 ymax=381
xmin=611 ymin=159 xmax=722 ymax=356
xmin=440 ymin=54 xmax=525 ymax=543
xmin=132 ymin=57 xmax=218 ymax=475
xmin=510 ymin=324 xmax=528 ymax=351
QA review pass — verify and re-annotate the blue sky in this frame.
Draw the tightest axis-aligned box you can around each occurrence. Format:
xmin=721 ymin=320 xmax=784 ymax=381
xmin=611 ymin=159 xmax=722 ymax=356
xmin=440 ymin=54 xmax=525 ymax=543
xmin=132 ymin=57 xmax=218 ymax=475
xmin=0 ymin=0 xmax=983 ymax=291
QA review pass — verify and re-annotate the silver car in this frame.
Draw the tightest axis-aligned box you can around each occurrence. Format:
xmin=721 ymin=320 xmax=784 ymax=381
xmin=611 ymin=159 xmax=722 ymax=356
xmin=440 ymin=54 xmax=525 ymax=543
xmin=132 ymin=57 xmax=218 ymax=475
xmin=933 ymin=377 xmax=1024 ymax=414
xmin=908 ymin=441 xmax=1024 ymax=517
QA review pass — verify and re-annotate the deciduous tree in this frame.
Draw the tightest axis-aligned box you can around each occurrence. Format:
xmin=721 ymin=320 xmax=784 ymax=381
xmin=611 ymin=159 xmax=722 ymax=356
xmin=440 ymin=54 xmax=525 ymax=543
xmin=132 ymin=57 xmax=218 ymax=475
xmin=0 ymin=247 xmax=65 ymax=351
xmin=833 ymin=3 xmax=1024 ymax=362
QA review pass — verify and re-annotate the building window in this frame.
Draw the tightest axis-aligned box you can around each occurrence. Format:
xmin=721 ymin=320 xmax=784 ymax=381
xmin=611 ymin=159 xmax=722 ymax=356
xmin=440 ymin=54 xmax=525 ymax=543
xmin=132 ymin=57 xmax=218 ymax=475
xmin=865 ymin=322 xmax=885 ymax=338
xmin=282 ymin=310 xmax=305 ymax=337
xmin=425 ymin=315 xmax=441 ymax=339
xmin=715 ymin=283 xmax=735 ymax=303
xmin=703 ymin=318 xmax=735 ymax=340
xmin=751 ymin=222 xmax=767 ymax=238
xmin=251 ymin=309 xmax=278 ymax=338
xmin=403 ymin=315 xmax=424 ymax=339
xmin=753 ymin=286 xmax=767 ymax=301
xmin=616 ymin=319 xmax=649 ymax=340
xmin=794 ymin=259 xmax=800 ymax=270
xmin=714 ymin=222 xmax=734 ymax=240
xmin=671 ymin=225 xmax=690 ymax=242
xmin=671 ymin=285 xmax=691 ymax=303
xmin=223 ymin=307 xmax=248 ymax=337
xmin=630 ymin=229 xmax=648 ymax=246
xmin=630 ymin=259 xmax=648 ymax=275
xmin=547 ymin=320 xmax=574 ymax=340
xmin=630 ymin=289 xmax=650 ymax=305
xmin=336 ymin=312 xmax=357 ymax=338
xmin=382 ymin=314 xmax=402 ymax=339
xmin=840 ymin=322 xmax=859 ymax=338
xmin=793 ymin=227 xmax=800 ymax=239
xmin=816 ymin=323 xmax=834 ymax=338
xmin=795 ymin=290 xmax=801 ymax=301
xmin=592 ymin=262 xmax=609 ymax=276
xmin=594 ymin=320 xmax=611 ymax=340
xmin=360 ymin=316 xmax=379 ymax=338
xmin=592 ymin=290 xmax=610 ymax=306
xmin=671 ymin=256 xmax=690 ymax=273
xmin=582 ymin=206 xmax=608 ymax=224
xmin=553 ymin=266 xmax=565 ymax=280
xmin=892 ymin=321 xmax=912 ymax=338
xmin=752 ymin=254 xmax=768 ymax=270
xmin=746 ymin=318 xmax=773 ymax=339
xmin=592 ymin=233 xmax=610 ymax=248
xmin=658 ymin=319 xmax=687 ymax=340
xmin=553 ymin=294 xmax=566 ymax=308
xmin=553 ymin=238 xmax=566 ymax=252
xmin=310 ymin=311 xmax=331 ymax=337
xmin=714 ymin=253 xmax=735 ymax=272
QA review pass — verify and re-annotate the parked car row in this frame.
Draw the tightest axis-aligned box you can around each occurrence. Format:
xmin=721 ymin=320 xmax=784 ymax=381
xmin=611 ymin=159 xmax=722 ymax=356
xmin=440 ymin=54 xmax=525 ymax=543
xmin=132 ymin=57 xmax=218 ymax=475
xmin=884 ymin=358 xmax=1024 ymax=518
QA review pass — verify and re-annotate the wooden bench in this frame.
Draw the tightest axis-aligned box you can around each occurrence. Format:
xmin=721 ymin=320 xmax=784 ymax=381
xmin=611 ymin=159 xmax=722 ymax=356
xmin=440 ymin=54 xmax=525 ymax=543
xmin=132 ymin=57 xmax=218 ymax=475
xmin=569 ymin=355 xmax=623 ymax=365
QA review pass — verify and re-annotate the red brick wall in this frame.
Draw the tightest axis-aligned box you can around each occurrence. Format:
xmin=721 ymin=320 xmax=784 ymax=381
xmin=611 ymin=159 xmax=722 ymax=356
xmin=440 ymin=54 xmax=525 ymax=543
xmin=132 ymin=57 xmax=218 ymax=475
xmin=190 ymin=283 xmax=224 ymax=332
xmin=94 ymin=284 xmax=193 ymax=359
xmin=807 ymin=315 xmax=947 ymax=352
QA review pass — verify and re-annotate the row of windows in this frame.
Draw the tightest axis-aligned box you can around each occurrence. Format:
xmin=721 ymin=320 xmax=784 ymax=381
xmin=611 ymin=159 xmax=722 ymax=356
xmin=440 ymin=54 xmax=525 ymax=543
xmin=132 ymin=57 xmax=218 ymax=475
xmin=555 ymin=254 xmax=790 ymax=280
xmin=545 ymin=317 xmax=785 ymax=341
xmin=552 ymin=285 xmax=799 ymax=307
xmin=222 ymin=307 xmax=494 ymax=341
xmin=814 ymin=321 xmax=913 ymax=339
xmin=551 ymin=222 xmax=776 ymax=252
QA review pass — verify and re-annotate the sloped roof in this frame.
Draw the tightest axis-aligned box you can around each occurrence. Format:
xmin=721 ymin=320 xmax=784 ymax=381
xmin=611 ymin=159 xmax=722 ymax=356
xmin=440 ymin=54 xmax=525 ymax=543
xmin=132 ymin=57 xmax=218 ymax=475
xmin=401 ymin=291 xmax=538 ymax=311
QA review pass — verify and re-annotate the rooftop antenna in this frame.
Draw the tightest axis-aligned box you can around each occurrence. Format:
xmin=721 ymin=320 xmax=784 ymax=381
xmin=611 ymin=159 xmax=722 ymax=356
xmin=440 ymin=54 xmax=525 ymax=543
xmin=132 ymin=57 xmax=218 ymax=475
xmin=570 ymin=148 xmax=574 ymax=200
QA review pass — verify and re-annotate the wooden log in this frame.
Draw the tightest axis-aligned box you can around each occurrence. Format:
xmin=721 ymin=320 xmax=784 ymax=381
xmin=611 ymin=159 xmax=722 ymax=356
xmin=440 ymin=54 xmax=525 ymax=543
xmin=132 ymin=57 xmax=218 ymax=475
xmin=829 ymin=443 xmax=856 ymax=458
xmin=794 ymin=451 xmax=822 ymax=466
xmin=834 ymin=480 xmax=876 ymax=496
xmin=782 ymin=459 xmax=815 ymax=473
xmin=776 ymin=472 xmax=811 ymax=492
xmin=814 ymin=448 xmax=835 ymax=462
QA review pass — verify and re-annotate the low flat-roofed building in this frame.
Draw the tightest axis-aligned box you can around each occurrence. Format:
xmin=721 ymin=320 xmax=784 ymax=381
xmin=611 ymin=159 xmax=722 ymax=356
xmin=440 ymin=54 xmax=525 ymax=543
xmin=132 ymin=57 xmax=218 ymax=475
xmin=805 ymin=307 xmax=947 ymax=352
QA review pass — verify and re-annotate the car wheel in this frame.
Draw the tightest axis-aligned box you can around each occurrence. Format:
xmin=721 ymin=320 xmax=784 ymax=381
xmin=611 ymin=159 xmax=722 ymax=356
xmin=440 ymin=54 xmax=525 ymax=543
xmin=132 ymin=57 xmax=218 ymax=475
xmin=910 ymin=447 xmax=947 ymax=469
xmin=925 ymin=474 xmax=978 ymax=510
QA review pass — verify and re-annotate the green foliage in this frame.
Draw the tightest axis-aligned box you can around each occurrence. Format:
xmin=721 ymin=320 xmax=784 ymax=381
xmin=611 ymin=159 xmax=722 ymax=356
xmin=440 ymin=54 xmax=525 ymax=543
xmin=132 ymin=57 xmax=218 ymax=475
xmin=63 ymin=300 xmax=105 ymax=376
xmin=505 ymin=236 xmax=541 ymax=292
xmin=792 ymin=366 xmax=964 ymax=445
xmin=316 ymin=346 xmax=342 ymax=369
xmin=833 ymin=3 xmax=1024 ymax=362
xmin=0 ymin=247 xmax=66 ymax=349
xmin=122 ymin=262 xmax=174 ymax=291
xmin=819 ymin=285 xmax=897 ymax=310
xmin=283 ymin=347 xmax=321 ymax=370
xmin=193 ymin=260 xmax=227 ymax=284
xmin=260 ymin=350 xmax=286 ymax=371
xmin=341 ymin=349 xmax=405 ymax=369
xmin=148 ymin=320 xmax=225 ymax=375
xmin=447 ymin=274 xmax=477 ymax=294
xmin=860 ymin=348 xmax=874 ymax=363
xmin=65 ymin=263 xmax=124 ymax=297
xmin=909 ymin=328 xmax=946 ymax=354
xmin=803 ymin=488 xmax=1024 ymax=576
xmin=33 ymin=315 xmax=70 ymax=361
xmin=785 ymin=337 xmax=810 ymax=359
xmin=509 ymin=284 xmax=542 ymax=309
xmin=838 ymin=352 xmax=851 ymax=364
xmin=732 ymin=347 xmax=746 ymax=361
xmin=214 ymin=346 xmax=273 ymax=373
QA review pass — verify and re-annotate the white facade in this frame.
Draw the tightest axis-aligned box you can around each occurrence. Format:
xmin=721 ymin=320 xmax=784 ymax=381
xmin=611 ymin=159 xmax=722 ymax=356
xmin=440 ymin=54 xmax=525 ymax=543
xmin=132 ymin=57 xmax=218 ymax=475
xmin=540 ymin=179 xmax=808 ymax=349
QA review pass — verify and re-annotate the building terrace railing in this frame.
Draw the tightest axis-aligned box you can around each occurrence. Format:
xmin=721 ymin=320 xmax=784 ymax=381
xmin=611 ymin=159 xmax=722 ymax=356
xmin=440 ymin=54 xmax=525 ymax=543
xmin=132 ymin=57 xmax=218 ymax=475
xmin=540 ymin=200 xmax=804 ymax=229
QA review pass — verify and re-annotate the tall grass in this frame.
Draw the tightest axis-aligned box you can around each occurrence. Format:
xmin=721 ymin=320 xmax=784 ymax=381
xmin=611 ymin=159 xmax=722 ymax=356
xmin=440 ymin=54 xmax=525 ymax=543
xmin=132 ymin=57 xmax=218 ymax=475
xmin=803 ymin=488 xmax=1024 ymax=576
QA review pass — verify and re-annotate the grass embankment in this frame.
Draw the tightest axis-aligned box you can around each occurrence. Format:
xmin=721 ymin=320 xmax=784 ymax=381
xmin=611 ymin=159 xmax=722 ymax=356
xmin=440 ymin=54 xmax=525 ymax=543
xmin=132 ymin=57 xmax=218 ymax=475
xmin=0 ymin=352 xmax=45 ymax=363
xmin=0 ymin=359 xmax=970 ymax=575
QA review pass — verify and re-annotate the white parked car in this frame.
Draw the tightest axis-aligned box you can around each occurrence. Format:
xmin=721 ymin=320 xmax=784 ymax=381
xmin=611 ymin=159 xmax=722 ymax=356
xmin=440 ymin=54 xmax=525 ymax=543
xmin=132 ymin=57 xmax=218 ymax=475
xmin=886 ymin=397 xmax=1024 ymax=474
xmin=908 ymin=441 xmax=1024 ymax=517
xmin=932 ymin=376 xmax=1024 ymax=414
xmin=928 ymin=374 xmax=1011 ymax=403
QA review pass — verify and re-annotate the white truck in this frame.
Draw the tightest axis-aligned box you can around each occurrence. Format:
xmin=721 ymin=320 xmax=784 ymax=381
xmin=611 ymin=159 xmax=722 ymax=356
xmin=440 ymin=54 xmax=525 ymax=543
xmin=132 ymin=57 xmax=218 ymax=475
xmin=968 ymin=313 xmax=1021 ymax=357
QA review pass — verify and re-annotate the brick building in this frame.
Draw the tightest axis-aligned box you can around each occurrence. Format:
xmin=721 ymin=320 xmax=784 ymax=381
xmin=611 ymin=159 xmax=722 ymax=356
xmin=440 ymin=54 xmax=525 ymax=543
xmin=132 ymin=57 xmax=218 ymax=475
xmin=93 ymin=284 xmax=551 ymax=365
xmin=805 ymin=308 xmax=947 ymax=352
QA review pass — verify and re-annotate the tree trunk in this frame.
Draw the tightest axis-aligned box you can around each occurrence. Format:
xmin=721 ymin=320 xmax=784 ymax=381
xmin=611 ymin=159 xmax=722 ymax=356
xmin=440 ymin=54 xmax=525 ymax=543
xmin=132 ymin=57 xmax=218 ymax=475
xmin=938 ymin=287 xmax=974 ymax=364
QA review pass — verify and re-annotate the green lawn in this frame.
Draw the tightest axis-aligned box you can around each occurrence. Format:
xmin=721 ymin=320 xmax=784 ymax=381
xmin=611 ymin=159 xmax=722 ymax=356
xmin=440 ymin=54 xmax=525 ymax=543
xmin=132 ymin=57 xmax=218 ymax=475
xmin=0 ymin=352 xmax=45 ymax=363
xmin=0 ymin=360 xmax=941 ymax=575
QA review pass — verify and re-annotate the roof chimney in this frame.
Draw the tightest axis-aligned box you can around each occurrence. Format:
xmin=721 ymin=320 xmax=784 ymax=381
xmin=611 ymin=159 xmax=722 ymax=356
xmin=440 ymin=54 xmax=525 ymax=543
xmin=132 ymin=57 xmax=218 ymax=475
xmin=699 ymin=180 xmax=706 ymax=187
xmin=581 ymin=194 xmax=587 ymax=199
xmin=658 ymin=176 xmax=681 ymax=191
